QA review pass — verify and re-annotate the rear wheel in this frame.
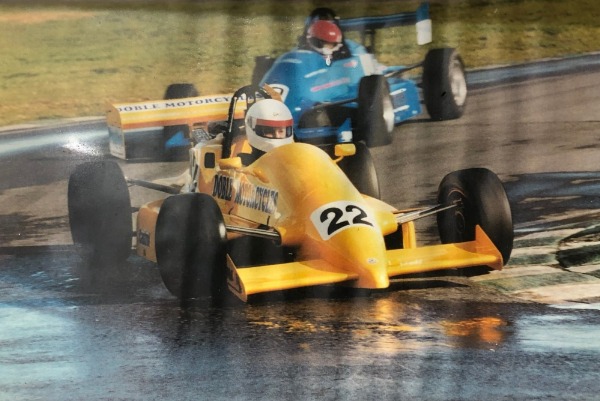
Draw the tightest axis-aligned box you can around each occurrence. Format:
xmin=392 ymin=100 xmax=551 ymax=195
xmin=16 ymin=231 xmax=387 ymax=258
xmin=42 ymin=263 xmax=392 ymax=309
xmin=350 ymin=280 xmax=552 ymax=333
xmin=155 ymin=193 xmax=228 ymax=300
xmin=356 ymin=75 xmax=394 ymax=147
xmin=68 ymin=161 xmax=132 ymax=265
xmin=437 ymin=168 xmax=513 ymax=275
xmin=164 ymin=83 xmax=199 ymax=100
xmin=337 ymin=142 xmax=380 ymax=199
xmin=422 ymin=48 xmax=467 ymax=121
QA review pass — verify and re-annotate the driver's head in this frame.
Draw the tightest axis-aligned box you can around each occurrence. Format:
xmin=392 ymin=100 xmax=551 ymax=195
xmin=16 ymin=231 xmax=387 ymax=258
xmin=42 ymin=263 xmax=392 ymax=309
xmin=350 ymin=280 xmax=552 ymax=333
xmin=306 ymin=20 xmax=343 ymax=56
xmin=245 ymin=99 xmax=294 ymax=153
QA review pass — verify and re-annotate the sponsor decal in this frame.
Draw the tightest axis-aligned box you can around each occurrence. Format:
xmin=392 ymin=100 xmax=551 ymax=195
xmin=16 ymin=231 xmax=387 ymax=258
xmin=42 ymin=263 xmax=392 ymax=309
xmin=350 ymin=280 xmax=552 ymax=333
xmin=212 ymin=174 xmax=278 ymax=214
xmin=310 ymin=77 xmax=351 ymax=93
xmin=117 ymin=96 xmax=231 ymax=113
xmin=117 ymin=103 xmax=161 ymax=112
xmin=280 ymin=58 xmax=302 ymax=64
xmin=391 ymin=88 xmax=407 ymax=111
xmin=138 ymin=230 xmax=151 ymax=247
xmin=343 ymin=60 xmax=358 ymax=68
xmin=310 ymin=201 xmax=376 ymax=240
xmin=304 ymin=68 xmax=328 ymax=79
xmin=164 ymin=97 xmax=230 ymax=108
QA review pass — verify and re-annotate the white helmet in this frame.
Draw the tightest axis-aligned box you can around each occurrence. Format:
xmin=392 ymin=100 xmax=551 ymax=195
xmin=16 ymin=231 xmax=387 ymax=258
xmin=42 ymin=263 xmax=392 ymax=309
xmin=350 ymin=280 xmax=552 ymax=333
xmin=245 ymin=99 xmax=294 ymax=153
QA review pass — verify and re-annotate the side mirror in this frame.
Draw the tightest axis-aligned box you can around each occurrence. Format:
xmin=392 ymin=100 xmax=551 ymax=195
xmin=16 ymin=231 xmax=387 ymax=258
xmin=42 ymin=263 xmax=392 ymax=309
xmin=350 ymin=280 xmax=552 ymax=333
xmin=218 ymin=157 xmax=242 ymax=170
xmin=334 ymin=143 xmax=356 ymax=157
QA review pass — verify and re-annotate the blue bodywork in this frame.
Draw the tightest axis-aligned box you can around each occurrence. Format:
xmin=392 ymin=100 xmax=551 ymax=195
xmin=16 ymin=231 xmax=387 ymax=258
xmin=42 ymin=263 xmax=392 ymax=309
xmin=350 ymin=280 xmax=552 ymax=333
xmin=259 ymin=40 xmax=422 ymax=144
xmin=257 ymin=3 xmax=430 ymax=144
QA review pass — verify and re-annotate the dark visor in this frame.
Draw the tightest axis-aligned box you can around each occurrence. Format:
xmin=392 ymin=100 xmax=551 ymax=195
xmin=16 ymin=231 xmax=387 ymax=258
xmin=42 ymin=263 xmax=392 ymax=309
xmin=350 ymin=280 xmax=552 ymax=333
xmin=309 ymin=37 xmax=338 ymax=49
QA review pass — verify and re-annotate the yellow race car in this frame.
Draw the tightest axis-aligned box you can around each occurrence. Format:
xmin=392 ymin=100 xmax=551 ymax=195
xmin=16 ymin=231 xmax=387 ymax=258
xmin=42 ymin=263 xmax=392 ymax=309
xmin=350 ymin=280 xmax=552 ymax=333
xmin=68 ymin=86 xmax=513 ymax=302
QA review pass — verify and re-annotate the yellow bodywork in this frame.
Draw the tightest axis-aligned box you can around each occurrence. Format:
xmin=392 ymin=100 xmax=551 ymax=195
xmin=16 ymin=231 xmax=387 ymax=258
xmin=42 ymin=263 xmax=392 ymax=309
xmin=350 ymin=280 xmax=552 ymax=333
xmin=135 ymin=141 xmax=504 ymax=302
xmin=229 ymin=226 xmax=500 ymax=302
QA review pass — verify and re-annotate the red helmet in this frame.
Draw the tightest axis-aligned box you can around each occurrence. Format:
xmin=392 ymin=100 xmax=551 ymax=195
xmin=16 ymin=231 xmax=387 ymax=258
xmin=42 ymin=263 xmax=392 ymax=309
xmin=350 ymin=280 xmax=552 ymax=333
xmin=306 ymin=20 xmax=343 ymax=56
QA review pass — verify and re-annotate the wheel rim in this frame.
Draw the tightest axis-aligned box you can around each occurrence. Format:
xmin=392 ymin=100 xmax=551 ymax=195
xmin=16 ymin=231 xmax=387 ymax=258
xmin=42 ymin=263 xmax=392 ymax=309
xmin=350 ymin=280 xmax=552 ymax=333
xmin=382 ymin=95 xmax=395 ymax=133
xmin=448 ymin=189 xmax=468 ymax=239
xmin=449 ymin=59 xmax=467 ymax=107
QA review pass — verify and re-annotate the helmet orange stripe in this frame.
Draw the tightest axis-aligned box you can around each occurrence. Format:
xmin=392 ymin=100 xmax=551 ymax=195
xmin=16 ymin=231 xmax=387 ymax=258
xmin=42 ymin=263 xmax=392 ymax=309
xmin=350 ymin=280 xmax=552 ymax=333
xmin=255 ymin=118 xmax=293 ymax=127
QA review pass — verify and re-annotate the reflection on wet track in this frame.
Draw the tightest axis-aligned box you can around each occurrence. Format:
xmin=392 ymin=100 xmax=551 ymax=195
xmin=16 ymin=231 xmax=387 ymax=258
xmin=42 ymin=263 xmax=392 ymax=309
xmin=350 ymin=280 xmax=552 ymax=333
xmin=1 ymin=245 xmax=600 ymax=400
xmin=0 ymin=126 xmax=106 ymax=157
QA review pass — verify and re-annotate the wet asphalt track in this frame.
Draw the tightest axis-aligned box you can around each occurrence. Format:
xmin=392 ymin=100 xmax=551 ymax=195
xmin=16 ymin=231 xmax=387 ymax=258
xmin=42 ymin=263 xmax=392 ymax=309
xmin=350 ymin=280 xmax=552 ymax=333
xmin=1 ymin=64 xmax=600 ymax=400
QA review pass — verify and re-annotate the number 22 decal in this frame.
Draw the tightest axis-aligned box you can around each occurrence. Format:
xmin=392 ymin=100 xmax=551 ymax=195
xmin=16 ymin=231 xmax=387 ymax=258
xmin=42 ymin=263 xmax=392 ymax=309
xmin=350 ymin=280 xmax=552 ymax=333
xmin=310 ymin=201 xmax=376 ymax=240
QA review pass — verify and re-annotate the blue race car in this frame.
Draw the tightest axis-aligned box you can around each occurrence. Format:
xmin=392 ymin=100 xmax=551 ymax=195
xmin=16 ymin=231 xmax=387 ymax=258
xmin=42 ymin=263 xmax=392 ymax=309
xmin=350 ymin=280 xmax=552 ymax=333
xmin=252 ymin=3 xmax=467 ymax=147
xmin=107 ymin=3 xmax=467 ymax=160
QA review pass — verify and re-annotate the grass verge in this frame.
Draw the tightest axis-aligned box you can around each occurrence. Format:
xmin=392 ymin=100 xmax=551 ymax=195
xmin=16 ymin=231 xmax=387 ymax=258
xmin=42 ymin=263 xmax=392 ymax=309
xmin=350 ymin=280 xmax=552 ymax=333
xmin=0 ymin=0 xmax=599 ymax=126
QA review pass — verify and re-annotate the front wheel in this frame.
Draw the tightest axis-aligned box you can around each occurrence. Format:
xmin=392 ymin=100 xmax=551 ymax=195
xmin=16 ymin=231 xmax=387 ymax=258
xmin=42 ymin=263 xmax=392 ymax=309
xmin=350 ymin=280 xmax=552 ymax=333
xmin=356 ymin=75 xmax=394 ymax=148
xmin=155 ymin=193 xmax=228 ymax=300
xmin=422 ymin=48 xmax=467 ymax=121
xmin=67 ymin=161 xmax=132 ymax=265
xmin=437 ymin=168 xmax=513 ymax=274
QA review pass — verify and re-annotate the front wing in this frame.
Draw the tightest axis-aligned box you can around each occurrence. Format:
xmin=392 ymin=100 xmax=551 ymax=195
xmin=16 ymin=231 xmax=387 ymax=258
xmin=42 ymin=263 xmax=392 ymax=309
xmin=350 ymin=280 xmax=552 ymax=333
xmin=227 ymin=226 xmax=502 ymax=302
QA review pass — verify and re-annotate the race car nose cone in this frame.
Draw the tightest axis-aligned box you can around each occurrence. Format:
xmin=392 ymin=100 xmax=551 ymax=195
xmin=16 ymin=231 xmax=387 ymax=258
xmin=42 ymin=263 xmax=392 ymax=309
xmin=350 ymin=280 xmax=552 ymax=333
xmin=323 ymin=226 xmax=389 ymax=289
xmin=355 ymin=257 xmax=389 ymax=289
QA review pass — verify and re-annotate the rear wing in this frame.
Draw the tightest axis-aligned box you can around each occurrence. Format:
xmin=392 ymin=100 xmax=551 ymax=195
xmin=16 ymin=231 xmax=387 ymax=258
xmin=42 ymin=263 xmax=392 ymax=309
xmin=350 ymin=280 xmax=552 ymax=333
xmin=106 ymin=86 xmax=280 ymax=160
xmin=107 ymin=94 xmax=233 ymax=133
xmin=339 ymin=2 xmax=432 ymax=45
xmin=106 ymin=94 xmax=237 ymax=159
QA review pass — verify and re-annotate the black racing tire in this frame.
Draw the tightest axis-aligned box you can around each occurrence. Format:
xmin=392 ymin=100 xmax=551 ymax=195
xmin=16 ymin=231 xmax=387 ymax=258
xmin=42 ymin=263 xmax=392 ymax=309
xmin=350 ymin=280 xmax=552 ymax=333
xmin=67 ymin=161 xmax=132 ymax=265
xmin=251 ymin=56 xmax=275 ymax=87
xmin=155 ymin=193 xmax=228 ymax=300
xmin=162 ymin=83 xmax=199 ymax=161
xmin=422 ymin=48 xmax=467 ymax=121
xmin=337 ymin=142 xmax=380 ymax=199
xmin=356 ymin=75 xmax=394 ymax=148
xmin=163 ymin=83 xmax=199 ymax=100
xmin=437 ymin=168 xmax=514 ymax=274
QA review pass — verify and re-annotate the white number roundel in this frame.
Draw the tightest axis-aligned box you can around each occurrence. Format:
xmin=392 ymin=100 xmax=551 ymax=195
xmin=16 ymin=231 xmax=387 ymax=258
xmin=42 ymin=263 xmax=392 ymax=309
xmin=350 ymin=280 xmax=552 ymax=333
xmin=310 ymin=201 xmax=376 ymax=240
